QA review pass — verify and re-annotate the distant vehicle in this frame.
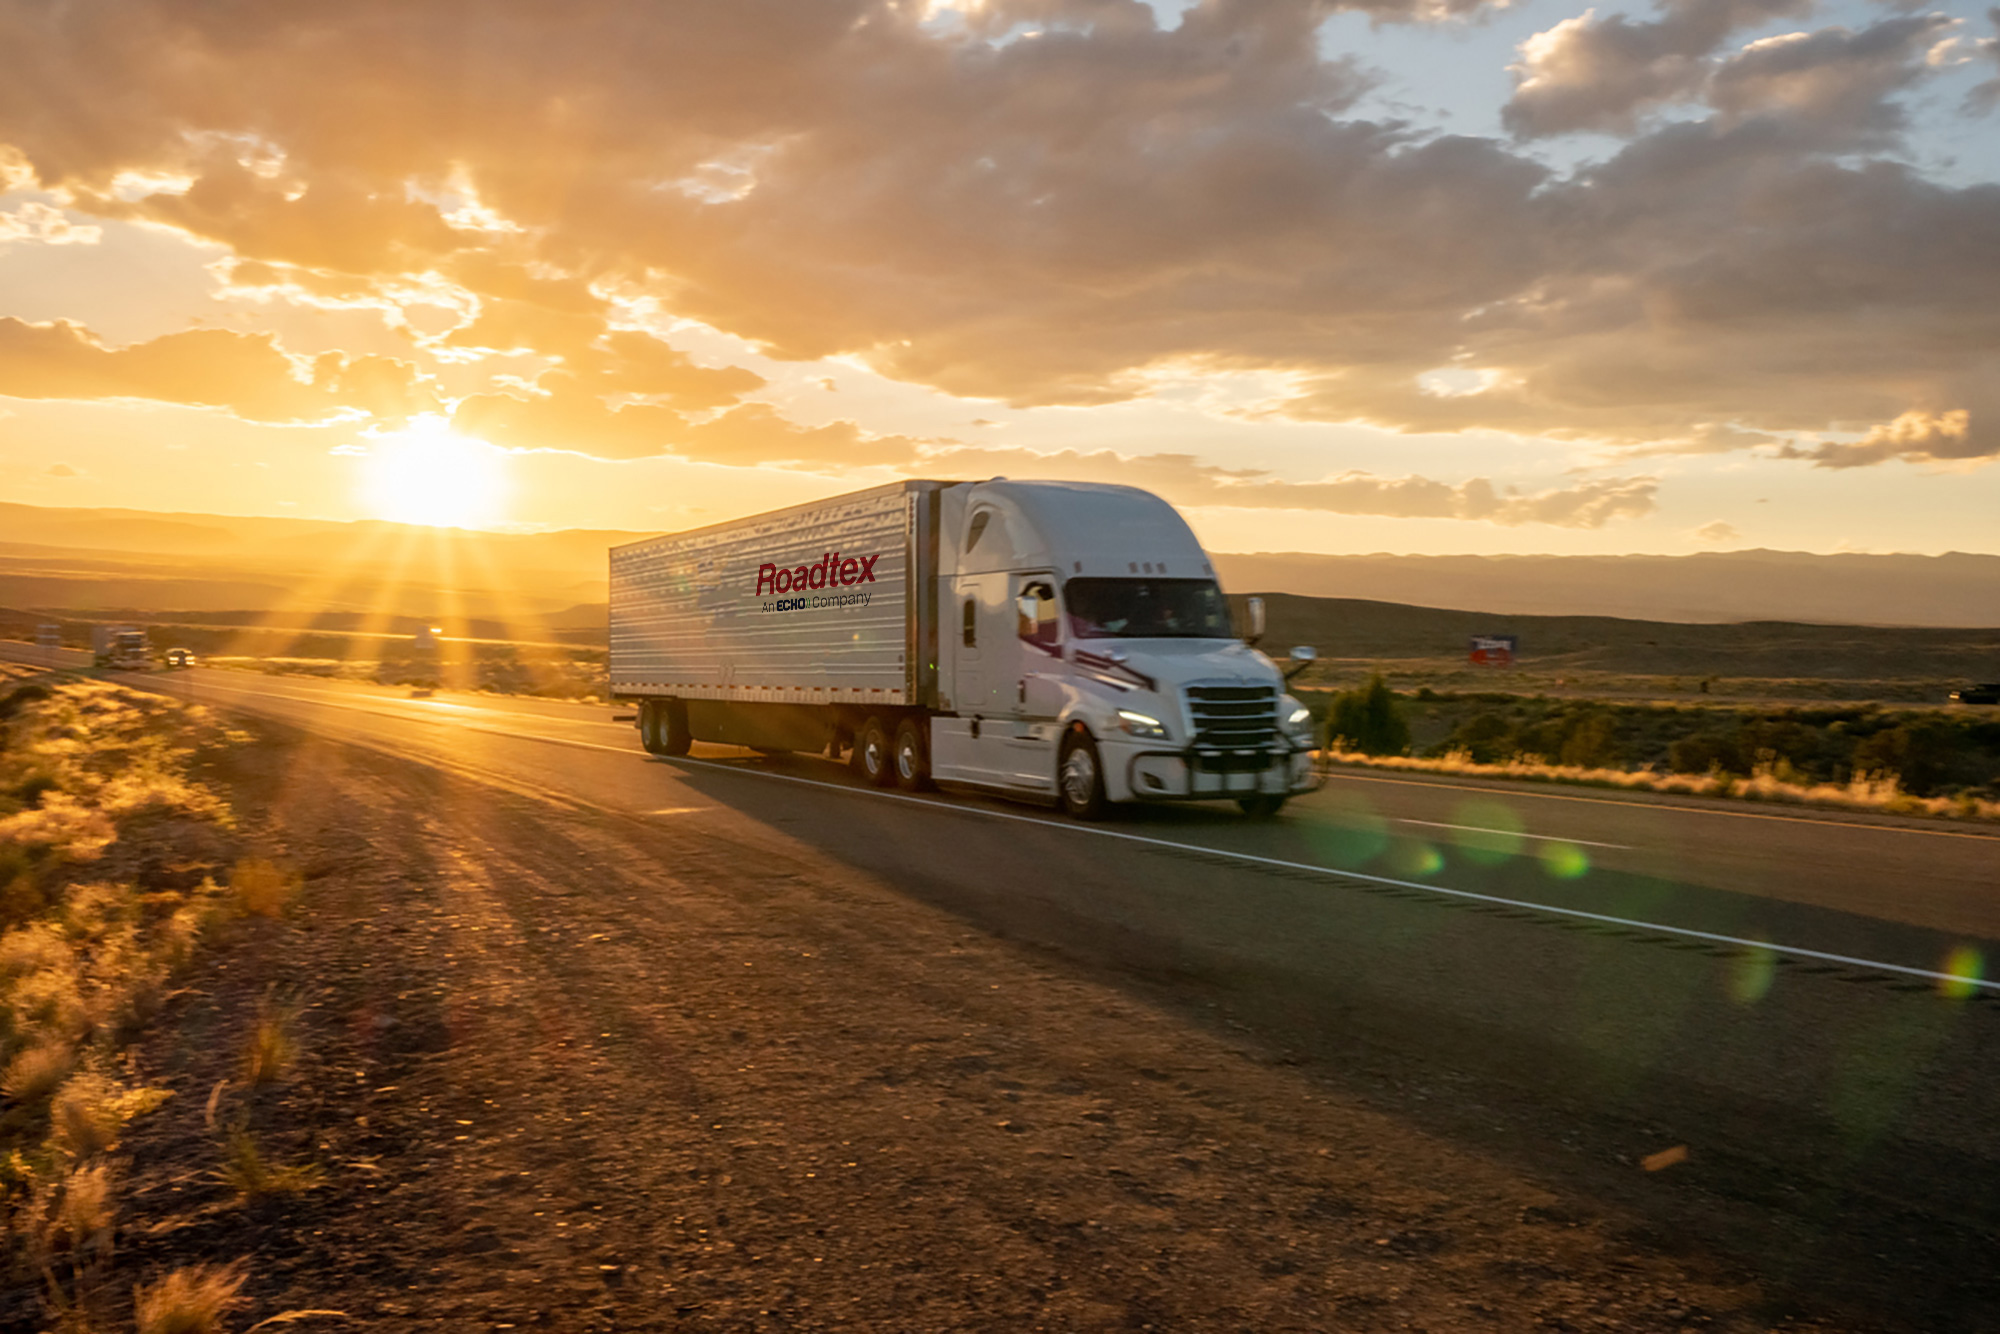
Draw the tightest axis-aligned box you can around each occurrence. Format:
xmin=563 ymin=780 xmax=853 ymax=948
xmin=90 ymin=625 xmax=150 ymax=670
xmin=1950 ymin=683 xmax=2000 ymax=705
xmin=610 ymin=479 xmax=1319 ymax=818
xmin=162 ymin=648 xmax=194 ymax=669
xmin=34 ymin=623 xmax=60 ymax=650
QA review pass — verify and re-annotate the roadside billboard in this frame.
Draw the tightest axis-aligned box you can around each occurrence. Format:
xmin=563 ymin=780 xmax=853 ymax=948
xmin=1469 ymin=634 xmax=1518 ymax=667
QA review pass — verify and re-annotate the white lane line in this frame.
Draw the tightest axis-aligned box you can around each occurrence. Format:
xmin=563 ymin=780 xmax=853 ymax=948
xmin=662 ymin=757 xmax=2000 ymax=996
xmin=146 ymin=678 xmax=2000 ymax=996
xmin=1322 ymin=769 xmax=2000 ymax=842
xmin=1391 ymin=818 xmax=1634 ymax=851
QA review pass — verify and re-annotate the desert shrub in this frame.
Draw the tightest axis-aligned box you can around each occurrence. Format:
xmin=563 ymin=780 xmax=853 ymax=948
xmin=1 ymin=1041 xmax=75 ymax=1104
xmin=1328 ymin=676 xmax=1411 ymax=756
xmin=1448 ymin=712 xmax=1511 ymax=764
xmin=1556 ymin=709 xmax=1622 ymax=768
xmin=229 ymin=858 xmax=298 ymax=918
xmin=219 ymin=1126 xmax=324 ymax=1199
xmin=134 ymin=1262 xmax=248 ymax=1334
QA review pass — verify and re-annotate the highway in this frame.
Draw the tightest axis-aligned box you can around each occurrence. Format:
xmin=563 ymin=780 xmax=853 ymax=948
xmin=12 ymin=649 xmax=2000 ymax=1324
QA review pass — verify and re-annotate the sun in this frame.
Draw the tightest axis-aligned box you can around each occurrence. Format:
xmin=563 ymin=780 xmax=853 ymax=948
xmin=361 ymin=415 xmax=510 ymax=528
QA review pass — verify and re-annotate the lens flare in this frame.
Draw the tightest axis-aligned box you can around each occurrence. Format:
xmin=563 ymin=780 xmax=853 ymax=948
xmin=1730 ymin=944 xmax=1777 ymax=1004
xmin=1938 ymin=945 xmax=1985 ymax=1000
xmin=1538 ymin=841 xmax=1590 ymax=879
xmin=1451 ymin=799 xmax=1524 ymax=866
xmin=1307 ymin=792 xmax=1390 ymax=867
xmin=1386 ymin=838 xmax=1443 ymax=877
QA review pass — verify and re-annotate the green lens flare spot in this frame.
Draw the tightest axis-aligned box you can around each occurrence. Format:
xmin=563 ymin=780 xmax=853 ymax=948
xmin=1538 ymin=841 xmax=1590 ymax=879
xmin=1730 ymin=946 xmax=1777 ymax=1005
xmin=1939 ymin=946 xmax=1985 ymax=1000
xmin=1451 ymin=799 xmax=1524 ymax=866
xmin=1387 ymin=839 xmax=1443 ymax=877
xmin=1308 ymin=792 xmax=1390 ymax=867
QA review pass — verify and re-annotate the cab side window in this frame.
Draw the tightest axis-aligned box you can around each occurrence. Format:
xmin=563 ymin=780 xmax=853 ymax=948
xmin=1017 ymin=580 xmax=1059 ymax=651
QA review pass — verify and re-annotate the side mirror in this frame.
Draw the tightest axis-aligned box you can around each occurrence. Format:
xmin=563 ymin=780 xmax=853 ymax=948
xmin=1285 ymin=645 xmax=1316 ymax=680
xmin=1016 ymin=595 xmax=1039 ymax=621
xmin=1245 ymin=596 xmax=1266 ymax=646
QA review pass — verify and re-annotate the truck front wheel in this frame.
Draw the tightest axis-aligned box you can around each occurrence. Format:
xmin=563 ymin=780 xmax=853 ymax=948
xmin=1058 ymin=729 xmax=1109 ymax=821
xmin=854 ymin=716 xmax=895 ymax=787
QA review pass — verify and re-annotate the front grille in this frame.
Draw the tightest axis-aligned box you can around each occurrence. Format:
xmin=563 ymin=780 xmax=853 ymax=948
xmin=1184 ymin=682 xmax=1279 ymax=750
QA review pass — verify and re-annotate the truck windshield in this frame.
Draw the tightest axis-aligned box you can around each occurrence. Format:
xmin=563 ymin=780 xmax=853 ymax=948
xmin=1063 ymin=578 xmax=1232 ymax=640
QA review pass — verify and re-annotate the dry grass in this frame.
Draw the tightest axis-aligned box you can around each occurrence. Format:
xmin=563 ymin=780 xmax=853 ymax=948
xmin=1319 ymin=747 xmax=2000 ymax=823
xmin=219 ymin=1126 xmax=325 ymax=1199
xmin=240 ymin=996 xmax=300 ymax=1086
xmin=134 ymin=1262 xmax=248 ymax=1334
xmin=228 ymin=858 xmax=299 ymax=919
xmin=47 ymin=1072 xmax=170 ymax=1160
xmin=1 ymin=1039 xmax=76 ymax=1104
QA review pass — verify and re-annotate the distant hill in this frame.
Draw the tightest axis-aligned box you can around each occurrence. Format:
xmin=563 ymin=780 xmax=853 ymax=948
xmin=1 ymin=500 xmax=1996 ymax=630
xmin=1240 ymin=594 xmax=2000 ymax=683
xmin=1212 ymin=550 xmax=2000 ymax=628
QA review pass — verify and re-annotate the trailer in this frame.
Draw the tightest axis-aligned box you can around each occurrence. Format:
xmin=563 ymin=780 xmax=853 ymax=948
xmin=610 ymin=479 xmax=1318 ymax=818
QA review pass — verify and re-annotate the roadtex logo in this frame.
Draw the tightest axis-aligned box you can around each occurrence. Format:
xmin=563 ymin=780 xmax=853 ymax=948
xmin=756 ymin=551 xmax=881 ymax=597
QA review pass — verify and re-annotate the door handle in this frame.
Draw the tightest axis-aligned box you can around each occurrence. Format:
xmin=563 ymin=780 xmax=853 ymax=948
xmin=1018 ymin=678 xmax=1026 ymax=704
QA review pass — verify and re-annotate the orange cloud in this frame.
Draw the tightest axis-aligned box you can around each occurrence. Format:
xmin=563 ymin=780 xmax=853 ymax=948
xmin=0 ymin=317 xmax=433 ymax=423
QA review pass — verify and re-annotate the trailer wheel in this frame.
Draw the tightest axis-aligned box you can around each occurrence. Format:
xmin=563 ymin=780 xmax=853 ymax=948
xmin=854 ymin=716 xmax=895 ymax=787
xmin=1236 ymin=794 xmax=1287 ymax=819
xmin=643 ymin=699 xmax=692 ymax=757
xmin=893 ymin=717 xmax=934 ymax=792
xmin=1058 ymin=728 xmax=1109 ymax=821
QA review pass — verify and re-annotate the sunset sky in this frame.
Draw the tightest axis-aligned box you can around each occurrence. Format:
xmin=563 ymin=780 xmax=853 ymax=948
xmin=1 ymin=0 xmax=1996 ymax=556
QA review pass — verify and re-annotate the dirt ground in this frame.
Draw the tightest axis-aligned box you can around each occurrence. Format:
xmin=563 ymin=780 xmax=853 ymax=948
xmin=91 ymin=722 xmax=1851 ymax=1333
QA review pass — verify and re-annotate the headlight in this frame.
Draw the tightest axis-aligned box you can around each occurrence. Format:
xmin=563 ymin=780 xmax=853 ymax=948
xmin=1283 ymin=697 xmax=1314 ymax=737
xmin=1117 ymin=709 xmax=1170 ymax=740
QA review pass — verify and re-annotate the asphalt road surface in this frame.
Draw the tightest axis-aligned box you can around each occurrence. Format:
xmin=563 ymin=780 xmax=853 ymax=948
xmin=13 ymin=650 xmax=2000 ymax=1326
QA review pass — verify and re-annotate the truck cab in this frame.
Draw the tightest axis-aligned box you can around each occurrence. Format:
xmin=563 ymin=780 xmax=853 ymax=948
xmin=928 ymin=480 xmax=1316 ymax=817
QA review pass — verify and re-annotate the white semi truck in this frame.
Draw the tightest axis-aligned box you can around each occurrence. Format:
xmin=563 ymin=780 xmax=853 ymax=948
xmin=90 ymin=624 xmax=150 ymax=670
xmin=609 ymin=479 xmax=1318 ymax=818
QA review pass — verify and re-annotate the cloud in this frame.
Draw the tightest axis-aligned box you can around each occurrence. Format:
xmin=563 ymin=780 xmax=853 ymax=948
xmin=0 ymin=316 xmax=435 ymax=423
xmin=1503 ymin=0 xmax=1808 ymax=138
xmin=0 ymin=199 xmax=100 ymax=245
xmin=1969 ymin=8 xmax=2000 ymax=114
xmin=921 ymin=445 xmax=1658 ymax=527
xmin=0 ymin=0 xmax=1991 ymax=475
xmin=1707 ymin=15 xmax=1957 ymax=149
xmin=1693 ymin=518 xmax=1740 ymax=543
xmin=1787 ymin=408 xmax=1984 ymax=467
xmin=45 ymin=462 xmax=76 ymax=477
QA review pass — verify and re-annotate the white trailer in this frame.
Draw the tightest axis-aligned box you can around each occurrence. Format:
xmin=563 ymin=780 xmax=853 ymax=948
xmin=609 ymin=479 xmax=1318 ymax=818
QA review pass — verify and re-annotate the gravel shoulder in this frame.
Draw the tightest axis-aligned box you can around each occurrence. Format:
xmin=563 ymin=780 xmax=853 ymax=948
xmin=109 ymin=723 xmax=1871 ymax=1332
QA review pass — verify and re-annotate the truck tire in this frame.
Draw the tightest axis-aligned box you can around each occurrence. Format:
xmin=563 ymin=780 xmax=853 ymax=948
xmin=1237 ymin=794 xmax=1287 ymax=819
xmin=854 ymin=716 xmax=895 ymax=787
xmin=1058 ymin=728 xmax=1109 ymax=821
xmin=643 ymin=699 xmax=692 ymax=757
xmin=893 ymin=717 xmax=934 ymax=792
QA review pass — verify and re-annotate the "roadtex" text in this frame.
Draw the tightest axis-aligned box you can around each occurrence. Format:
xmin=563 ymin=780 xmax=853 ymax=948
xmin=756 ymin=552 xmax=881 ymax=596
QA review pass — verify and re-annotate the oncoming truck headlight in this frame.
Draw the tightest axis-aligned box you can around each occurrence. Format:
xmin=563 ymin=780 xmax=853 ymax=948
xmin=1283 ymin=697 xmax=1313 ymax=738
xmin=1117 ymin=709 xmax=1170 ymax=740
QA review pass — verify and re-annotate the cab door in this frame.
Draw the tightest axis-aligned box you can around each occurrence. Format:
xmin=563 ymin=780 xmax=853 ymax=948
xmin=997 ymin=573 xmax=1064 ymax=790
xmin=943 ymin=572 xmax=1011 ymax=782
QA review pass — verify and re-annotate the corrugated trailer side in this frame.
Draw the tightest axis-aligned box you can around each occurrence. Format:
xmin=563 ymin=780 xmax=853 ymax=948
xmin=609 ymin=481 xmax=937 ymax=707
